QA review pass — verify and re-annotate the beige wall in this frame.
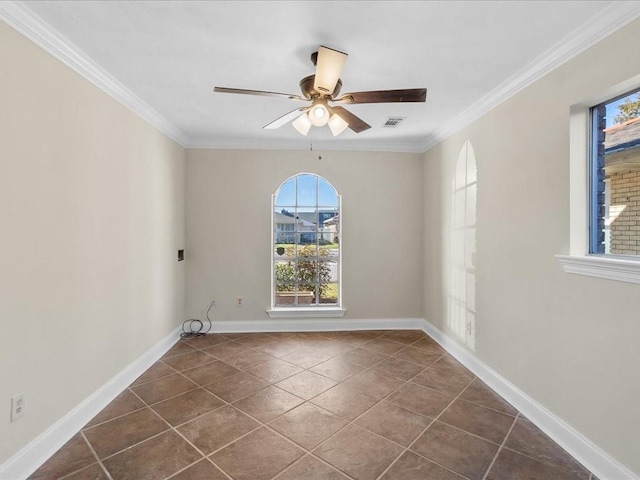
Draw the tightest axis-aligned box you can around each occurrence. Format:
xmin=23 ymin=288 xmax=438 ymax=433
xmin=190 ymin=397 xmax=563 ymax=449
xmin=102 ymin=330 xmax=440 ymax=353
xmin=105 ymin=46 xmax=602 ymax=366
xmin=422 ymin=19 xmax=640 ymax=474
xmin=0 ymin=21 xmax=186 ymax=463
xmin=186 ymin=149 xmax=423 ymax=322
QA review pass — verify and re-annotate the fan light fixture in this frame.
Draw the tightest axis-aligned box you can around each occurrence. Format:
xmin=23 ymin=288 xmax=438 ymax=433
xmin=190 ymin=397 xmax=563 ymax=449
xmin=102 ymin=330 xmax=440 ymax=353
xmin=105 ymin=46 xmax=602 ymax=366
xmin=213 ymin=44 xmax=428 ymax=138
xmin=328 ymin=113 xmax=348 ymax=136
xmin=308 ymin=102 xmax=329 ymax=127
xmin=292 ymin=113 xmax=312 ymax=135
xmin=292 ymin=108 xmax=347 ymax=136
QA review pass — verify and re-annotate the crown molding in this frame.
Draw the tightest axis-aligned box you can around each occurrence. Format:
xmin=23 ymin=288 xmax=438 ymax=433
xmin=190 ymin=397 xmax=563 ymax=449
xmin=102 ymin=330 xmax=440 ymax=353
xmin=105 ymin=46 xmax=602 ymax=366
xmin=0 ymin=1 xmax=191 ymax=147
xmin=417 ymin=0 xmax=640 ymax=153
xmin=187 ymin=137 xmax=425 ymax=153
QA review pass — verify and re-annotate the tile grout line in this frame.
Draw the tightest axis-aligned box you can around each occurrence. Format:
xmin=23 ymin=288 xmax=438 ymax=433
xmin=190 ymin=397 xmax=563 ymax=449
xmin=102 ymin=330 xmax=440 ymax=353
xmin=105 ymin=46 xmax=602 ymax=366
xmin=84 ymin=331 xmax=591 ymax=480
xmin=481 ymin=412 xmax=520 ymax=480
xmin=125 ymin=369 xmax=250 ymax=479
xmin=304 ymin=334 xmax=470 ymax=479
xmin=78 ymin=430 xmax=114 ymax=480
xmin=28 ymin=332 xmax=423 ymax=480
xmin=77 ymin=331 xmax=511 ymax=480
xmin=270 ymin=450 xmax=356 ymax=480
xmin=158 ymin=333 xmax=283 ymax=480
xmin=478 ymin=423 xmax=594 ymax=479
xmin=375 ymin=375 xmax=480 ymax=480
xmin=90 ymin=335 xmax=310 ymax=479
xmin=87 ymin=333 xmax=426 ymax=477
xmin=129 ymin=359 xmax=180 ymax=387
xmin=201 ymin=332 xmax=425 ymax=480
xmin=163 ymin=457 xmax=233 ymax=480
xmin=82 ymin=399 xmax=148 ymax=430
xmin=88 ymin=389 xmax=210 ymax=475
xmin=295 ymin=339 xmax=465 ymax=479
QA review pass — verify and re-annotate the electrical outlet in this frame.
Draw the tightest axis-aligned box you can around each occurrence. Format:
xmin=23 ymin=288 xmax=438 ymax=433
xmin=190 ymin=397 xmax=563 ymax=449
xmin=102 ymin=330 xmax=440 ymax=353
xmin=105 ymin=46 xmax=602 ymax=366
xmin=235 ymin=297 xmax=243 ymax=307
xmin=11 ymin=393 xmax=25 ymax=422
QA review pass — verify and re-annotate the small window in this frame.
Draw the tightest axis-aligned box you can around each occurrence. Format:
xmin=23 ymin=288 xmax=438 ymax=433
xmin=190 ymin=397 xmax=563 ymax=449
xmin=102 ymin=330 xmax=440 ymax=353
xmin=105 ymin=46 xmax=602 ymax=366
xmin=272 ymin=173 xmax=341 ymax=308
xmin=590 ymin=88 xmax=640 ymax=256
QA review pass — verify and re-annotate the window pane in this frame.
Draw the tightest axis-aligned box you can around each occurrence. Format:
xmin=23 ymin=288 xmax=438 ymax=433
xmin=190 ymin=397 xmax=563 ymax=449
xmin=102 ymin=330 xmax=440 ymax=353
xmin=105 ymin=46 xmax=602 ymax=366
xmin=275 ymin=289 xmax=296 ymax=306
xmin=295 ymin=208 xmax=317 ymax=232
xmin=320 ymin=283 xmax=338 ymax=304
xmin=319 ymin=259 xmax=338 ymax=283
xmin=592 ymin=89 xmax=640 ymax=256
xmin=274 ymin=243 xmax=295 ymax=259
xmin=297 ymin=259 xmax=318 ymax=283
xmin=274 ymin=209 xmax=296 ymax=244
xmin=297 ymin=244 xmax=317 ymax=258
xmin=320 ymin=243 xmax=339 ymax=260
xmin=298 ymin=284 xmax=316 ymax=305
xmin=275 ymin=285 xmax=316 ymax=306
xmin=297 ymin=174 xmax=317 ymax=206
xmin=319 ymin=209 xmax=339 ymax=244
xmin=319 ymin=178 xmax=339 ymax=206
xmin=275 ymin=261 xmax=296 ymax=285
xmin=275 ymin=179 xmax=295 ymax=207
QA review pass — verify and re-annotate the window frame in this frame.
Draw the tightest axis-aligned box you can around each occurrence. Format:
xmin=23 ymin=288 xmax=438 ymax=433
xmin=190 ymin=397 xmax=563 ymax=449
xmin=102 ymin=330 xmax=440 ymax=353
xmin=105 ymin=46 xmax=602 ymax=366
xmin=556 ymin=75 xmax=640 ymax=284
xmin=267 ymin=173 xmax=346 ymax=318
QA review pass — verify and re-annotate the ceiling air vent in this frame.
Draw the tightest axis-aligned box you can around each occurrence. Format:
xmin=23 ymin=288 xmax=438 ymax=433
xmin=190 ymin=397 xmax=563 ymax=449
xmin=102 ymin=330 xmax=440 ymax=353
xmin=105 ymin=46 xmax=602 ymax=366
xmin=383 ymin=117 xmax=405 ymax=128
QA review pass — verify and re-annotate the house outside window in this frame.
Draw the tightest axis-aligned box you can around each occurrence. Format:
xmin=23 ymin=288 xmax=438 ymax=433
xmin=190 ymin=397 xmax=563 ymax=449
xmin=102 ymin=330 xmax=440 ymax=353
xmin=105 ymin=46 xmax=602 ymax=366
xmin=272 ymin=173 xmax=341 ymax=309
xmin=590 ymin=88 xmax=640 ymax=256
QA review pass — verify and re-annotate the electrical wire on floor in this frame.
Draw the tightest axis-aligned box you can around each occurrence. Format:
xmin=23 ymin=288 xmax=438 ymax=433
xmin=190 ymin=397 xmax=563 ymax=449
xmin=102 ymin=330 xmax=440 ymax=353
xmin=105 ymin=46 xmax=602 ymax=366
xmin=180 ymin=298 xmax=215 ymax=338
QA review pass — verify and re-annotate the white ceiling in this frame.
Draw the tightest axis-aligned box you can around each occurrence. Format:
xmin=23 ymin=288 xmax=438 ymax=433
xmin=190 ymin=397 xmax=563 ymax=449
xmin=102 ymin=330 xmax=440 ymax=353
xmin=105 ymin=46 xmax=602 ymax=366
xmin=6 ymin=1 xmax=640 ymax=152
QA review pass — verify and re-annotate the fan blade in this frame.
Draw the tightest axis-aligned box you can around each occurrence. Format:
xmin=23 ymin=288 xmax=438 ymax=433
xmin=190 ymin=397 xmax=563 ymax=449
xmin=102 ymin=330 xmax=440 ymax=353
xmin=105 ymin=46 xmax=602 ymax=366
xmin=214 ymin=87 xmax=305 ymax=101
xmin=330 ymin=106 xmax=371 ymax=133
xmin=334 ymin=88 xmax=427 ymax=104
xmin=314 ymin=46 xmax=348 ymax=96
xmin=263 ymin=107 xmax=310 ymax=130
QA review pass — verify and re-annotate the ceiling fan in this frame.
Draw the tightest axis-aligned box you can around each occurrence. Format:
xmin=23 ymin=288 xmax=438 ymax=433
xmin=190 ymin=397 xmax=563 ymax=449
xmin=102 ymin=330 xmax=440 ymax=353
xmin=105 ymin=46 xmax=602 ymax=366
xmin=213 ymin=46 xmax=427 ymax=136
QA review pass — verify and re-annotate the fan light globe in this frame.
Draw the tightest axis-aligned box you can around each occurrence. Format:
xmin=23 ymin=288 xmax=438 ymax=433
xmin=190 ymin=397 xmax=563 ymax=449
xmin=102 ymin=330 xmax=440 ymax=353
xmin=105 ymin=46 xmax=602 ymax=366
xmin=292 ymin=113 xmax=312 ymax=135
xmin=309 ymin=104 xmax=329 ymax=126
xmin=328 ymin=113 xmax=349 ymax=136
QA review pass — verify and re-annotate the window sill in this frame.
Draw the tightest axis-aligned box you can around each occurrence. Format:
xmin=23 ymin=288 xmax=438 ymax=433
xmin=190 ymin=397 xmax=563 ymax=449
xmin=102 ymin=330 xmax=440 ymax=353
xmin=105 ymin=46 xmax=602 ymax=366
xmin=556 ymin=254 xmax=640 ymax=284
xmin=266 ymin=307 xmax=347 ymax=319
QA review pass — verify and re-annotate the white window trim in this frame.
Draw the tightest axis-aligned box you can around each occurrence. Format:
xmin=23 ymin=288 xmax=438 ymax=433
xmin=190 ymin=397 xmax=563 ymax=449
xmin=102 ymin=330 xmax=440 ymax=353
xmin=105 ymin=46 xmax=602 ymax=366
xmin=556 ymin=254 xmax=640 ymax=284
xmin=558 ymin=74 xmax=640 ymax=284
xmin=266 ymin=307 xmax=347 ymax=319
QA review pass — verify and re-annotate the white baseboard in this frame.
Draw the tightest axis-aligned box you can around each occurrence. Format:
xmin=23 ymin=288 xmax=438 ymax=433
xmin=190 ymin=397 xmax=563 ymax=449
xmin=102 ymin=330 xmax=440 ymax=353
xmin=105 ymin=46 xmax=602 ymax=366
xmin=420 ymin=318 xmax=638 ymax=480
xmin=0 ymin=325 xmax=182 ymax=480
xmin=209 ymin=317 xmax=425 ymax=333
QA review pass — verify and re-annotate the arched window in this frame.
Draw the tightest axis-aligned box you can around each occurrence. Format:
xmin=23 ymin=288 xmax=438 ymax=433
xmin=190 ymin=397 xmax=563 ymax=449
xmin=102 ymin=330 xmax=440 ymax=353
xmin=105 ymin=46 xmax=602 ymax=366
xmin=272 ymin=173 xmax=341 ymax=310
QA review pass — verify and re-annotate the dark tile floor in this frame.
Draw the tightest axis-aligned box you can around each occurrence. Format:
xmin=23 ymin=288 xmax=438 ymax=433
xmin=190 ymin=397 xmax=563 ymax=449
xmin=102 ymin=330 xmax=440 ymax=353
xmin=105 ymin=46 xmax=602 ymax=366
xmin=30 ymin=330 xmax=597 ymax=480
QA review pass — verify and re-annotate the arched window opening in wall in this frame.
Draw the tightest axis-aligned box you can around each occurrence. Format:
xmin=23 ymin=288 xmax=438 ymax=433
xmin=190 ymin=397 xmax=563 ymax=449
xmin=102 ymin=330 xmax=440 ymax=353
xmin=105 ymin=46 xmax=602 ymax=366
xmin=272 ymin=173 xmax=341 ymax=309
xmin=449 ymin=140 xmax=477 ymax=350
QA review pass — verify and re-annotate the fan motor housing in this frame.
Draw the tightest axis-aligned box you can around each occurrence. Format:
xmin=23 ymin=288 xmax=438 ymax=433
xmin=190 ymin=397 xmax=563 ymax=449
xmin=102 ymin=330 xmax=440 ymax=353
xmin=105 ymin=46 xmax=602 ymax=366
xmin=300 ymin=75 xmax=342 ymax=100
